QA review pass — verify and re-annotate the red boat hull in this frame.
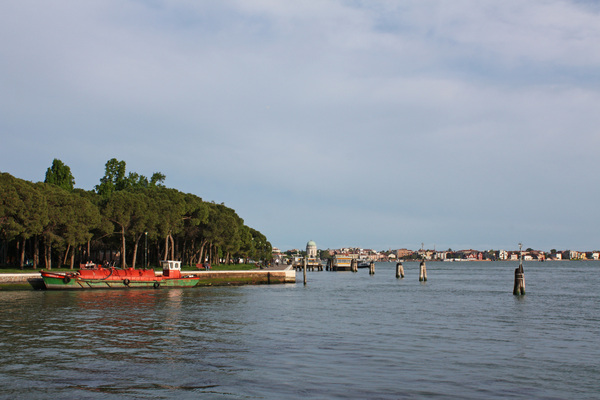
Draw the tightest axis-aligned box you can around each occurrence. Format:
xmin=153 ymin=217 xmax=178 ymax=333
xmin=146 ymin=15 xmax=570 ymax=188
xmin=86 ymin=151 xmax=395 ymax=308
xmin=40 ymin=267 xmax=200 ymax=290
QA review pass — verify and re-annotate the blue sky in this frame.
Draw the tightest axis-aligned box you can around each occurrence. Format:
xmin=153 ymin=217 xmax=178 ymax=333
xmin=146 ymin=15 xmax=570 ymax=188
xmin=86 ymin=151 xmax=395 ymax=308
xmin=2 ymin=0 xmax=599 ymax=252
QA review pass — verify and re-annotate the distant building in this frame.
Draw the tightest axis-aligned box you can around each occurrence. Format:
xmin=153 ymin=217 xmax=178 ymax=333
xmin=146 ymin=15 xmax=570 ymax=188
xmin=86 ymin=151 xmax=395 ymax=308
xmin=306 ymin=240 xmax=317 ymax=258
xmin=396 ymin=249 xmax=413 ymax=258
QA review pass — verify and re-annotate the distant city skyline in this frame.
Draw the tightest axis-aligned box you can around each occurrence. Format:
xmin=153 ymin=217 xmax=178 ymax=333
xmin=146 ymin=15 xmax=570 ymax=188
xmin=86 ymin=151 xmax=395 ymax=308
xmin=276 ymin=243 xmax=596 ymax=253
xmin=275 ymin=244 xmax=598 ymax=262
xmin=2 ymin=1 xmax=599 ymax=252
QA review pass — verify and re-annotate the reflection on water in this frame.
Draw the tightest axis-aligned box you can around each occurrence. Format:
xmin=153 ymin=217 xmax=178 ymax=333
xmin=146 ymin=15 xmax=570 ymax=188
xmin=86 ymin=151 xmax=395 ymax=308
xmin=0 ymin=261 xmax=599 ymax=399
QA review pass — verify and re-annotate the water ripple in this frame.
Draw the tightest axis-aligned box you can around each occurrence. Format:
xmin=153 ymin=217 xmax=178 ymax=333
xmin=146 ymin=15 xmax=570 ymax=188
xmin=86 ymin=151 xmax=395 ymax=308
xmin=0 ymin=262 xmax=599 ymax=399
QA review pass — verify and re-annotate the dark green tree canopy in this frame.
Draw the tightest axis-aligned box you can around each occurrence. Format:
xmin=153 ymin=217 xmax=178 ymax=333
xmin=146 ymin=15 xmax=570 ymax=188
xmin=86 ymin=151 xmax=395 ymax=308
xmin=44 ymin=159 xmax=75 ymax=191
xmin=96 ymin=158 xmax=166 ymax=197
xmin=1 ymin=173 xmax=48 ymax=241
xmin=95 ymin=158 xmax=127 ymax=197
xmin=1 ymin=159 xmax=272 ymax=268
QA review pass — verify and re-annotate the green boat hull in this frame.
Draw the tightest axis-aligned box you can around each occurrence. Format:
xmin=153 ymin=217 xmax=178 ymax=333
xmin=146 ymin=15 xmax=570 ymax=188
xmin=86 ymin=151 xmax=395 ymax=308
xmin=42 ymin=275 xmax=202 ymax=290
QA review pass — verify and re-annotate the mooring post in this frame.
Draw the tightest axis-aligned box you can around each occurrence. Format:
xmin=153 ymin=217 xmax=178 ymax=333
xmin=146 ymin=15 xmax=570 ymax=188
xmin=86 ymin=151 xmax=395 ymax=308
xmin=396 ymin=262 xmax=404 ymax=278
xmin=351 ymin=258 xmax=357 ymax=273
xmin=419 ymin=260 xmax=427 ymax=282
xmin=369 ymin=261 xmax=375 ymax=275
xmin=513 ymin=243 xmax=525 ymax=295
xmin=513 ymin=266 xmax=525 ymax=295
xmin=303 ymin=258 xmax=307 ymax=285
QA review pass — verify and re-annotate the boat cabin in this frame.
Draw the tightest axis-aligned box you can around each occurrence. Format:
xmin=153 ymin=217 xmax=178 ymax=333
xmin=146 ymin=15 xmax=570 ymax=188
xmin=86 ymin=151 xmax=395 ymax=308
xmin=161 ymin=260 xmax=182 ymax=278
xmin=332 ymin=255 xmax=353 ymax=271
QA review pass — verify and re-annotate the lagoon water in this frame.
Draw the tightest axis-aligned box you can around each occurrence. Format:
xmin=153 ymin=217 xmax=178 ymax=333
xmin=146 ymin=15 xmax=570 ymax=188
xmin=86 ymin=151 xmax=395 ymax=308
xmin=0 ymin=261 xmax=598 ymax=399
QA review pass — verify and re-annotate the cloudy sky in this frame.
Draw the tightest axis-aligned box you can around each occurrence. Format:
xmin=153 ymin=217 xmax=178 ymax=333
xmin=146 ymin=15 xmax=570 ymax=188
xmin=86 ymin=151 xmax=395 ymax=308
xmin=2 ymin=0 xmax=599 ymax=252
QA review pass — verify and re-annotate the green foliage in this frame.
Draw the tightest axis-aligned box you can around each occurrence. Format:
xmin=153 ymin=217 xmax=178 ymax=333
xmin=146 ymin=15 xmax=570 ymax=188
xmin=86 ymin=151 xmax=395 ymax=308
xmin=44 ymin=159 xmax=75 ymax=191
xmin=319 ymin=250 xmax=331 ymax=259
xmin=1 ymin=159 xmax=271 ymax=269
xmin=0 ymin=173 xmax=48 ymax=241
xmin=95 ymin=158 xmax=127 ymax=197
xmin=249 ymin=227 xmax=272 ymax=262
xmin=37 ymin=183 xmax=100 ymax=249
xmin=95 ymin=158 xmax=167 ymax=197
xmin=150 ymin=172 xmax=166 ymax=187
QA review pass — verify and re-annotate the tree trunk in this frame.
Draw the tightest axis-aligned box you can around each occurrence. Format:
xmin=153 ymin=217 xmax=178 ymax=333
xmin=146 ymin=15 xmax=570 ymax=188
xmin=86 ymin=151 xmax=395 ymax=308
xmin=63 ymin=244 xmax=71 ymax=266
xmin=132 ymin=233 xmax=142 ymax=269
xmin=131 ymin=242 xmax=138 ymax=269
xmin=33 ymin=236 xmax=39 ymax=269
xmin=184 ymin=239 xmax=191 ymax=267
xmin=45 ymin=241 xmax=52 ymax=270
xmin=170 ymin=235 xmax=175 ymax=260
xmin=1 ymin=239 xmax=7 ymax=266
xmin=70 ymin=249 xmax=75 ymax=269
xmin=198 ymin=240 xmax=207 ymax=264
xmin=19 ymin=237 xmax=26 ymax=268
xmin=121 ymin=226 xmax=127 ymax=268
xmin=164 ymin=236 xmax=169 ymax=260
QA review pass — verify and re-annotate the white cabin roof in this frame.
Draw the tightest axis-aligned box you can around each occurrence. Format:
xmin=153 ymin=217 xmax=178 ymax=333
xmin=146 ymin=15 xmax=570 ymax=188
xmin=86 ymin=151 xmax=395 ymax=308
xmin=161 ymin=260 xmax=181 ymax=270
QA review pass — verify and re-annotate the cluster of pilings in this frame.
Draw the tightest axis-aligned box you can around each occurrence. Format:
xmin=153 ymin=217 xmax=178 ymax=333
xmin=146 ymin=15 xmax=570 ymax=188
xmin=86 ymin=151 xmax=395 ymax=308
xmin=310 ymin=259 xmax=428 ymax=280
xmin=304 ymin=256 xmax=525 ymax=295
xmin=294 ymin=262 xmax=323 ymax=271
xmin=392 ymin=261 xmax=425 ymax=281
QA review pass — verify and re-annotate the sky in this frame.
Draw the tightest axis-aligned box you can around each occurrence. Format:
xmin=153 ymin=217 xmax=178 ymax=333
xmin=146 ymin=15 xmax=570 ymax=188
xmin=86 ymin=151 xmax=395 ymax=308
xmin=2 ymin=0 xmax=600 ymax=252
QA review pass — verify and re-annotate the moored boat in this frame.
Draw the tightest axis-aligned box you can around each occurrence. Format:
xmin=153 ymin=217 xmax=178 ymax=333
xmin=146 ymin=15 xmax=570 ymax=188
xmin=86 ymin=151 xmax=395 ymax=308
xmin=41 ymin=261 xmax=201 ymax=290
xmin=331 ymin=255 xmax=353 ymax=271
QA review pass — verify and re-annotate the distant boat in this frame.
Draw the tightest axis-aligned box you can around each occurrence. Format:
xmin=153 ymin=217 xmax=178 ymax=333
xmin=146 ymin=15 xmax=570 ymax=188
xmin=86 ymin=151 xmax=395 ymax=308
xmin=331 ymin=255 xmax=353 ymax=271
xmin=356 ymin=259 xmax=370 ymax=268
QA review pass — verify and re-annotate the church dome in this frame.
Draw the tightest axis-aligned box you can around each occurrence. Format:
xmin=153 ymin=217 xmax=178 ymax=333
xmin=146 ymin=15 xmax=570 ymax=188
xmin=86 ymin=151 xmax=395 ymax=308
xmin=306 ymin=240 xmax=317 ymax=258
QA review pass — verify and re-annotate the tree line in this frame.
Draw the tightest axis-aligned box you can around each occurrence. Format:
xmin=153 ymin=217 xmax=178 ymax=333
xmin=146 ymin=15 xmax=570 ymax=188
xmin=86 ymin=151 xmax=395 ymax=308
xmin=0 ymin=158 xmax=272 ymax=269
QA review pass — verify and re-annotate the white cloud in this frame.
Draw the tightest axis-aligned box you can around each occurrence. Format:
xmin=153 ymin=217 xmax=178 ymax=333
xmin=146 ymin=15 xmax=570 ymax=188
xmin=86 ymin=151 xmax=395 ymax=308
xmin=2 ymin=0 xmax=600 ymax=250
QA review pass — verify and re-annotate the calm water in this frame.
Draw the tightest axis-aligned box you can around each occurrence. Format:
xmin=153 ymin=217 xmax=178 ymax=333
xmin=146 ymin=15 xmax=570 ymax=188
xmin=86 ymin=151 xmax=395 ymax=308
xmin=0 ymin=261 xmax=598 ymax=399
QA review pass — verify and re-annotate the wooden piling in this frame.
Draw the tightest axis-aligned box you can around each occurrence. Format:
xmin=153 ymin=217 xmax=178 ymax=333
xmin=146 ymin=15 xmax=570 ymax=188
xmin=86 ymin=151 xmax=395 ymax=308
xmin=303 ymin=258 xmax=307 ymax=285
xmin=513 ymin=243 xmax=525 ymax=295
xmin=369 ymin=261 xmax=375 ymax=275
xmin=351 ymin=259 xmax=357 ymax=273
xmin=419 ymin=261 xmax=427 ymax=282
xmin=396 ymin=262 xmax=404 ymax=278
xmin=513 ymin=267 xmax=525 ymax=295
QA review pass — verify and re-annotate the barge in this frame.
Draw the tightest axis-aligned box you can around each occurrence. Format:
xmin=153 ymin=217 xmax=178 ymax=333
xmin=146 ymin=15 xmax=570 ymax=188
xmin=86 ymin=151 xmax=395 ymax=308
xmin=41 ymin=261 xmax=201 ymax=290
